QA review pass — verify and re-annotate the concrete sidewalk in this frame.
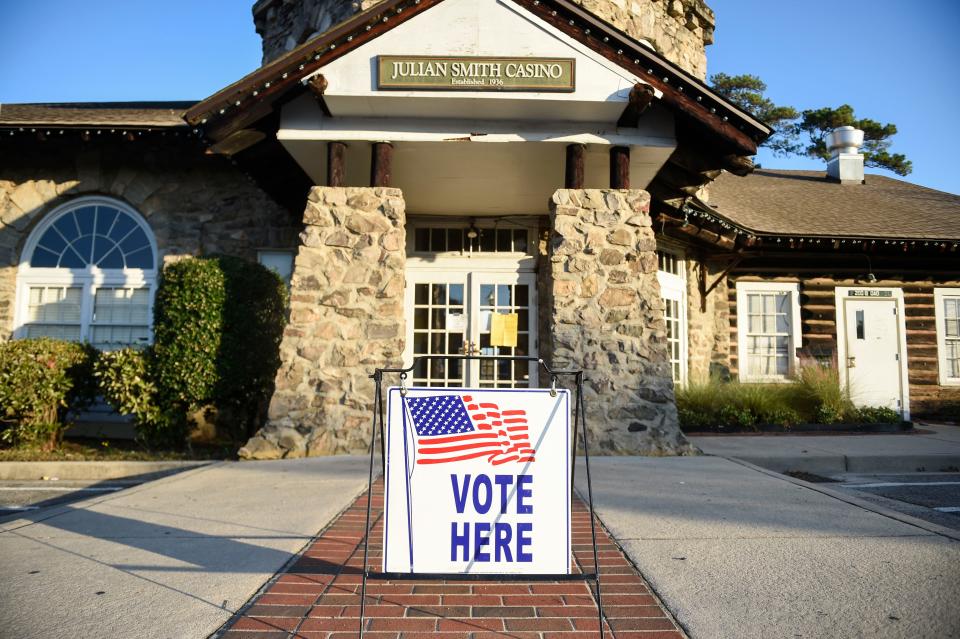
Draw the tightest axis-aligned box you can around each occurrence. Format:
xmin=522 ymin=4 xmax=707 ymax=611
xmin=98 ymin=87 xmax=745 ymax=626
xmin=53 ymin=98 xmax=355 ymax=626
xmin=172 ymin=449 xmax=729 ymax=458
xmin=0 ymin=456 xmax=369 ymax=639
xmin=689 ymin=422 xmax=960 ymax=474
xmin=577 ymin=456 xmax=960 ymax=639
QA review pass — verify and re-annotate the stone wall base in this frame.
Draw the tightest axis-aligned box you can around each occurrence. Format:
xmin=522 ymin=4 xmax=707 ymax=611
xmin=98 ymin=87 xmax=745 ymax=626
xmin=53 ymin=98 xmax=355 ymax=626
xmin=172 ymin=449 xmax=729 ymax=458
xmin=239 ymin=187 xmax=405 ymax=460
xmin=549 ymin=189 xmax=696 ymax=455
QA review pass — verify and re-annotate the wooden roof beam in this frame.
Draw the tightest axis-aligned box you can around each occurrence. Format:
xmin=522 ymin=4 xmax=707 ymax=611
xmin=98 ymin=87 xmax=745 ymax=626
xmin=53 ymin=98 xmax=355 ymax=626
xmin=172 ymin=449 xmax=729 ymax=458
xmin=616 ymin=83 xmax=656 ymax=128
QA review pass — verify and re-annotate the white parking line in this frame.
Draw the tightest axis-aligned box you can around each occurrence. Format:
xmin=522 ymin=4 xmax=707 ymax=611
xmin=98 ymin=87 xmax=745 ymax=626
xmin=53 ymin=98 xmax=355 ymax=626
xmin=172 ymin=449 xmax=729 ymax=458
xmin=934 ymin=506 xmax=960 ymax=513
xmin=840 ymin=482 xmax=960 ymax=489
xmin=0 ymin=487 xmax=124 ymax=492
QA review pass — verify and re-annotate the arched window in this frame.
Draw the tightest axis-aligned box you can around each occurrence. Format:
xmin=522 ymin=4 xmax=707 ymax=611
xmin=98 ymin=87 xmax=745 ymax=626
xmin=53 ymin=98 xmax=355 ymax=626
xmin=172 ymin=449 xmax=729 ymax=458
xmin=15 ymin=197 xmax=158 ymax=350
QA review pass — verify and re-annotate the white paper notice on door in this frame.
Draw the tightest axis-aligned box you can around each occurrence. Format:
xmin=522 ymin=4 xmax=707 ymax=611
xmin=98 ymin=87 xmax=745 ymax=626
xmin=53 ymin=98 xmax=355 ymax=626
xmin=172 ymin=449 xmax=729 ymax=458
xmin=446 ymin=312 xmax=467 ymax=332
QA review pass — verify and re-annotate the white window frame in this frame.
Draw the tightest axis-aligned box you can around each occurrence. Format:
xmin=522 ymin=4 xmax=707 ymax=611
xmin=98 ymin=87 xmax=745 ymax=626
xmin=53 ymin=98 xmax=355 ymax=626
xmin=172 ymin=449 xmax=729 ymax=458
xmin=405 ymin=217 xmax=539 ymax=272
xmin=656 ymin=246 xmax=688 ymax=386
xmin=13 ymin=196 xmax=158 ymax=349
xmin=934 ymin=287 xmax=960 ymax=386
xmin=736 ymin=281 xmax=802 ymax=382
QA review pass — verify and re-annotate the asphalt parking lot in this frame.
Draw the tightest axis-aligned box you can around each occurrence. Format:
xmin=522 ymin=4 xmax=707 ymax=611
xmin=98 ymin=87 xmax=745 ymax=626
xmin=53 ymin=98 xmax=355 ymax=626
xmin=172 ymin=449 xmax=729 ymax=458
xmin=832 ymin=472 xmax=960 ymax=531
xmin=0 ymin=479 xmax=139 ymax=518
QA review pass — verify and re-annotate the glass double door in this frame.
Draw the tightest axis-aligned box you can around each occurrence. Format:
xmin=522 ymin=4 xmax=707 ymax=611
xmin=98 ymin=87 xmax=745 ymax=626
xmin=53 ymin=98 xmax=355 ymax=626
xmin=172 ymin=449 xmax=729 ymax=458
xmin=406 ymin=270 xmax=538 ymax=388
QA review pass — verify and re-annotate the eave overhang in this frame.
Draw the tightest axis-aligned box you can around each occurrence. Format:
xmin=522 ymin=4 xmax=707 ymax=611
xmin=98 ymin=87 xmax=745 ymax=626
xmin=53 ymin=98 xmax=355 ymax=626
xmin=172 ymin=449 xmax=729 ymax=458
xmin=184 ymin=0 xmax=770 ymax=155
xmin=654 ymin=196 xmax=960 ymax=255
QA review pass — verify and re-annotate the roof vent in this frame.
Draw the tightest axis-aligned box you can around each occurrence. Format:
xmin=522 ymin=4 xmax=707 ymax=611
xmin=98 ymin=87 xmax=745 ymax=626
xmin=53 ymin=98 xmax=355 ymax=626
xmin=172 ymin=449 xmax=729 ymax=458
xmin=826 ymin=126 xmax=865 ymax=184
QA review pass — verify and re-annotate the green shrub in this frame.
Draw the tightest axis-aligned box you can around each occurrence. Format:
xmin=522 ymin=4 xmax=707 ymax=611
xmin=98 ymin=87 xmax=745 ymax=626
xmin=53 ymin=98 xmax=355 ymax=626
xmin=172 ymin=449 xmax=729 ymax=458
xmin=93 ymin=347 xmax=182 ymax=446
xmin=0 ymin=339 xmax=96 ymax=449
xmin=150 ymin=256 xmax=288 ymax=442
xmin=214 ymin=256 xmax=289 ymax=434
xmin=854 ymin=405 xmax=901 ymax=424
xmin=153 ymin=258 xmax=227 ymax=410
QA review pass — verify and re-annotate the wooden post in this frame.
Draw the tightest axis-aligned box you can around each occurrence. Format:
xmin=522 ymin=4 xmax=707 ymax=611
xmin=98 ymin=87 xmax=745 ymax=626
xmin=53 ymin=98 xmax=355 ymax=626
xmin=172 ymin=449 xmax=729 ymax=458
xmin=565 ymin=144 xmax=585 ymax=189
xmin=610 ymin=146 xmax=630 ymax=189
xmin=327 ymin=141 xmax=346 ymax=187
xmin=371 ymin=142 xmax=393 ymax=187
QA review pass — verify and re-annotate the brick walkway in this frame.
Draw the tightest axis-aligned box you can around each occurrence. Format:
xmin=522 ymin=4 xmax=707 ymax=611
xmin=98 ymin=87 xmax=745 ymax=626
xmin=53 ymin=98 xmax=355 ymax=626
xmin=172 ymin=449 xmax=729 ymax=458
xmin=216 ymin=483 xmax=685 ymax=639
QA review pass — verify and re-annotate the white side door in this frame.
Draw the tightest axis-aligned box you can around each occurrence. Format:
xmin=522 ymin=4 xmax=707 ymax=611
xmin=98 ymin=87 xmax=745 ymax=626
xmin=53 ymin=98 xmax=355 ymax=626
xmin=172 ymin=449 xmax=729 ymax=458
xmin=842 ymin=298 xmax=904 ymax=412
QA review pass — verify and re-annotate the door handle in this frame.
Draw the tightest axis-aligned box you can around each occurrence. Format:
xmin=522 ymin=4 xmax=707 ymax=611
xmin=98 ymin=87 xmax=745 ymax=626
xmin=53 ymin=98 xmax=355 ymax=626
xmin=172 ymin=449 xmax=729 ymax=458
xmin=847 ymin=356 xmax=856 ymax=368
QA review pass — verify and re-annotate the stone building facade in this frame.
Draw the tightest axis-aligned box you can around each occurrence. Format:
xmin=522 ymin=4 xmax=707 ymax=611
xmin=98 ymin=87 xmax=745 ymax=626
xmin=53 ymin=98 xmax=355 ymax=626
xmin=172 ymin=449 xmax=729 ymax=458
xmin=241 ymin=187 xmax=407 ymax=458
xmin=0 ymin=137 xmax=298 ymax=340
xmin=548 ymin=189 xmax=692 ymax=454
xmin=253 ymin=0 xmax=715 ymax=78
xmin=3 ymin=0 xmax=779 ymax=458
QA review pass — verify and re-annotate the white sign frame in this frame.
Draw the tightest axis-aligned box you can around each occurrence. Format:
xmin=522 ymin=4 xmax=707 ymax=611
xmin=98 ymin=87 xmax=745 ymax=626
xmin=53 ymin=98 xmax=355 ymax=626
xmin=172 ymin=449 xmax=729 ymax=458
xmin=383 ymin=387 xmax=571 ymax=575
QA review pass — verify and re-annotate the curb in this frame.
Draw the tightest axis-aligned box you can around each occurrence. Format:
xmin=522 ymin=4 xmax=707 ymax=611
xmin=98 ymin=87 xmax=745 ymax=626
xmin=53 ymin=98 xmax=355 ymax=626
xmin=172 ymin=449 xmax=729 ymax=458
xmin=0 ymin=460 xmax=212 ymax=481
xmin=726 ymin=453 xmax=960 ymax=475
xmin=726 ymin=457 xmax=960 ymax=542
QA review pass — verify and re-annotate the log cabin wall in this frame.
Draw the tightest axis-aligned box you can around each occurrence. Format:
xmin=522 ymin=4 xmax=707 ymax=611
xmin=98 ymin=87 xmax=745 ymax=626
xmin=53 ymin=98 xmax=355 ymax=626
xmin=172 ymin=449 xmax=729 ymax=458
xmin=722 ymin=264 xmax=960 ymax=421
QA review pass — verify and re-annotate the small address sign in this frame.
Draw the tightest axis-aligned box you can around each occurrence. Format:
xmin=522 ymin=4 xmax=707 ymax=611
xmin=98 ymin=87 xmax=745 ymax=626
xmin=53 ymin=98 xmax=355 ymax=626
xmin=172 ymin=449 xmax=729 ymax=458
xmin=377 ymin=56 xmax=576 ymax=92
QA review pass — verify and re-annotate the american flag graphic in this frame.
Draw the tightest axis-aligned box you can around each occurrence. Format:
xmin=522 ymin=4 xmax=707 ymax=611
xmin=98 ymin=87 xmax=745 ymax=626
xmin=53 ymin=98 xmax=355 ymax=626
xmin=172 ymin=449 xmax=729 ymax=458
xmin=405 ymin=394 xmax=535 ymax=465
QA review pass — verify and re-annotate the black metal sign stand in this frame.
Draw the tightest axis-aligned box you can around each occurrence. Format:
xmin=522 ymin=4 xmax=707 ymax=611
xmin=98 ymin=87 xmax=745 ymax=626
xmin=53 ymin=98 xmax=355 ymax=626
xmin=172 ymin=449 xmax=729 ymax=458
xmin=359 ymin=355 xmax=606 ymax=638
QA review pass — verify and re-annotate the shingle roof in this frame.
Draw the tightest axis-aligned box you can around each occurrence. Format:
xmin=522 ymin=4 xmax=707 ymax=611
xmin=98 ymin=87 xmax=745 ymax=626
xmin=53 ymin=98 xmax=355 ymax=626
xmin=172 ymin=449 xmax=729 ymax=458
xmin=0 ymin=102 xmax=193 ymax=128
xmin=705 ymin=169 xmax=960 ymax=241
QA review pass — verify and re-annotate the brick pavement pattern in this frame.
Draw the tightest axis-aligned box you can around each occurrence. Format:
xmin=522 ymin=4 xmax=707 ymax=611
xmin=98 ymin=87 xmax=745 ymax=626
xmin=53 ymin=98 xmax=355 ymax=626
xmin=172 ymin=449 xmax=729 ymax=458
xmin=217 ymin=482 xmax=685 ymax=639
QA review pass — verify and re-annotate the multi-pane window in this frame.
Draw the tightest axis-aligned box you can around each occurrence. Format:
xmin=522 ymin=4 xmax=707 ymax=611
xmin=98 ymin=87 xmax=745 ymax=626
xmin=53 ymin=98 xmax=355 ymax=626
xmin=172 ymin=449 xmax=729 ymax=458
xmin=656 ymin=249 xmax=686 ymax=385
xmin=934 ymin=288 xmax=960 ymax=385
xmin=736 ymin=283 xmax=800 ymax=381
xmin=411 ymin=283 xmax=466 ymax=387
xmin=477 ymin=283 xmax=531 ymax=389
xmin=413 ymin=227 xmax=530 ymax=254
xmin=90 ymin=288 xmax=151 ymax=349
xmin=745 ymin=293 xmax=791 ymax=377
xmin=16 ymin=198 xmax=156 ymax=350
xmin=663 ymin=298 xmax=682 ymax=382
xmin=23 ymin=286 xmax=83 ymax=341
xmin=657 ymin=250 xmax=681 ymax=276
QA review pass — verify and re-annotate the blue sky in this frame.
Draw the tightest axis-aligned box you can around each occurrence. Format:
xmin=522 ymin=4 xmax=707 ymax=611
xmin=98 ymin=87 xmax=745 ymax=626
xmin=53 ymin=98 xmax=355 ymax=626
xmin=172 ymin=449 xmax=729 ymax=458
xmin=2 ymin=0 xmax=958 ymax=194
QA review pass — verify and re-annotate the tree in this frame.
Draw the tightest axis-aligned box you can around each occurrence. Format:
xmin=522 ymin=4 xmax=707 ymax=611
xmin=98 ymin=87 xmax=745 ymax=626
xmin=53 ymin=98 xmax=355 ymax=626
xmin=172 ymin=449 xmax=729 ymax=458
xmin=710 ymin=74 xmax=912 ymax=176
xmin=710 ymin=73 xmax=800 ymax=156
xmin=797 ymin=104 xmax=912 ymax=176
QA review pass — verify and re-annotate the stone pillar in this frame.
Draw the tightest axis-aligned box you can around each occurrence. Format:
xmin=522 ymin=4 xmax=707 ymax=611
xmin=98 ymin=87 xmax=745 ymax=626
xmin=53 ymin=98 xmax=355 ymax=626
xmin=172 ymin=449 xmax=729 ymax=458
xmin=549 ymin=189 xmax=695 ymax=455
xmin=239 ymin=186 xmax=406 ymax=459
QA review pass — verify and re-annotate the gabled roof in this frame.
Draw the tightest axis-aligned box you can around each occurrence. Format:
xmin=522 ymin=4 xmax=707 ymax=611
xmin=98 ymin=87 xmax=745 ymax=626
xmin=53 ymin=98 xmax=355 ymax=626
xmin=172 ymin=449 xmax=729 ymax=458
xmin=184 ymin=0 xmax=770 ymax=156
xmin=0 ymin=102 xmax=192 ymax=128
xmin=705 ymin=169 xmax=960 ymax=241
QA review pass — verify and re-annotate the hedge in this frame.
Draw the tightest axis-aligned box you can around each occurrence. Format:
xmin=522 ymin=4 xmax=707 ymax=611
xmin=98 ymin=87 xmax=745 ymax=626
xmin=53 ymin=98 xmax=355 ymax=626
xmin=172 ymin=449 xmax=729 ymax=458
xmin=99 ymin=255 xmax=289 ymax=445
xmin=0 ymin=338 xmax=96 ymax=449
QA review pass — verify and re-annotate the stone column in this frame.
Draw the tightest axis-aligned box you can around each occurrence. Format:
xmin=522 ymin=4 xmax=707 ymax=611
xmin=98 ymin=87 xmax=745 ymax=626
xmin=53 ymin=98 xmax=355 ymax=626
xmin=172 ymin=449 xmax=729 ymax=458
xmin=240 ymin=186 xmax=406 ymax=459
xmin=549 ymin=189 xmax=695 ymax=455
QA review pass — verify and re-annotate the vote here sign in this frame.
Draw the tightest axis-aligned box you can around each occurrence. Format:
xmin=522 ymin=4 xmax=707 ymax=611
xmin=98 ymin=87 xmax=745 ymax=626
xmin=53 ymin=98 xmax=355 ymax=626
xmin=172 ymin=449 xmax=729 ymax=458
xmin=383 ymin=388 xmax=571 ymax=575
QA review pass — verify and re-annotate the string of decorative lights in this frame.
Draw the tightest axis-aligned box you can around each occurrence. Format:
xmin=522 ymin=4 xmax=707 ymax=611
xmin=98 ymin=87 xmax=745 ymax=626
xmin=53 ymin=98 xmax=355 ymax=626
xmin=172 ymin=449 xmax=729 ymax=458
xmin=185 ymin=0 xmax=763 ymax=146
xmin=2 ymin=127 xmax=187 ymax=139
xmin=679 ymin=203 xmax=959 ymax=251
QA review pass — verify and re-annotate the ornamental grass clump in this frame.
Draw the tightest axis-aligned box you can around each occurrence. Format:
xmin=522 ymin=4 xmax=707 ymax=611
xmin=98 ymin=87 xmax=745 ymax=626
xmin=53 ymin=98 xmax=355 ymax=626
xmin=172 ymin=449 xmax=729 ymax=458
xmin=676 ymin=360 xmax=900 ymax=431
xmin=0 ymin=338 xmax=97 ymax=450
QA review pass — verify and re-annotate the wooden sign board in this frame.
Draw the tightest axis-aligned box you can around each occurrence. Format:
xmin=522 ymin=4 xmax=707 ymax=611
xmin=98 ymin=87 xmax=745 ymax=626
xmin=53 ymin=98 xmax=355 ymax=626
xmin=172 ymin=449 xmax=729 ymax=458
xmin=377 ymin=55 xmax=576 ymax=92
